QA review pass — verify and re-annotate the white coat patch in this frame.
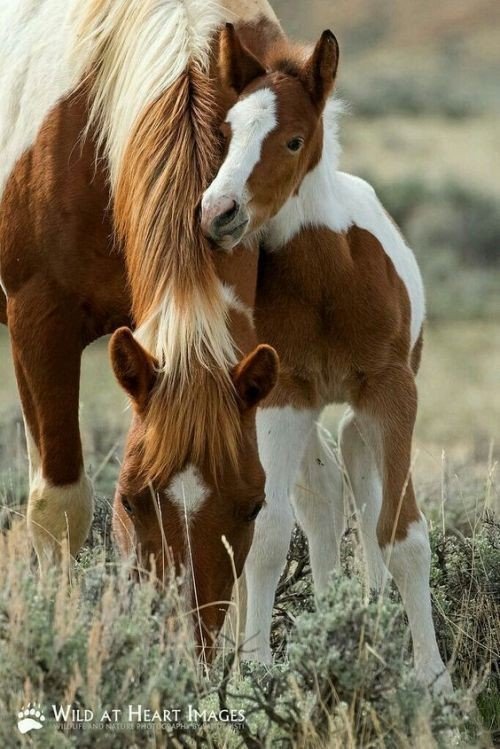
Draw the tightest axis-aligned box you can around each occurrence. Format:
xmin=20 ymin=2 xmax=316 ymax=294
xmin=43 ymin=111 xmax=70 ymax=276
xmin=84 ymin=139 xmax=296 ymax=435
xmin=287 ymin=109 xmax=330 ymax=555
xmin=202 ymin=88 xmax=277 ymax=212
xmin=168 ymin=464 xmax=209 ymax=518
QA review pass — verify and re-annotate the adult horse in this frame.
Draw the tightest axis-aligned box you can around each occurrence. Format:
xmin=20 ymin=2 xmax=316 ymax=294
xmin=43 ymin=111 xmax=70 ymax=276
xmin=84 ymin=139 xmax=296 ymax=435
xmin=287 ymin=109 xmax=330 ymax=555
xmin=202 ymin=24 xmax=452 ymax=692
xmin=0 ymin=0 xmax=283 ymax=651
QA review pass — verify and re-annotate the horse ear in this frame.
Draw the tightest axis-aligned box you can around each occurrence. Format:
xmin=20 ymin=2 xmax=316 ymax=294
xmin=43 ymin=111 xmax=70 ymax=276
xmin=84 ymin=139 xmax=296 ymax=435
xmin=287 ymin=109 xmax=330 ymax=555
xmin=302 ymin=30 xmax=339 ymax=109
xmin=109 ymin=327 xmax=157 ymax=411
xmin=233 ymin=344 xmax=279 ymax=411
xmin=219 ymin=23 xmax=266 ymax=94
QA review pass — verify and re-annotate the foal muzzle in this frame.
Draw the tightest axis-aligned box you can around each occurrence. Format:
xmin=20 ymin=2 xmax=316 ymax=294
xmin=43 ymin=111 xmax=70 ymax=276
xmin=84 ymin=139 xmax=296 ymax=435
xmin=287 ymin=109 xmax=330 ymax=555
xmin=200 ymin=194 xmax=249 ymax=250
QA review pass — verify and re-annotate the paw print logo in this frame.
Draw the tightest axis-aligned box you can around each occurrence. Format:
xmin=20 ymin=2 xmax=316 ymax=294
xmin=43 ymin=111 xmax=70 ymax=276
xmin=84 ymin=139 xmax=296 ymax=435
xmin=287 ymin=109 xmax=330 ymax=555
xmin=17 ymin=704 xmax=46 ymax=734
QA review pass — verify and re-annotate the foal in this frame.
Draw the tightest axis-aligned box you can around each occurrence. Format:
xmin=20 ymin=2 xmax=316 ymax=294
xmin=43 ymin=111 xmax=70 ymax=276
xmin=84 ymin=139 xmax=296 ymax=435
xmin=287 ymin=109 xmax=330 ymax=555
xmin=202 ymin=24 xmax=451 ymax=692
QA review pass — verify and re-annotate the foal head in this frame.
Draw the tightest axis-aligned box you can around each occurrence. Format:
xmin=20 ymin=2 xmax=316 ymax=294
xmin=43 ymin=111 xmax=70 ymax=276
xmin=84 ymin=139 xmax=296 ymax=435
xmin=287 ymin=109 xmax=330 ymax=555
xmin=201 ymin=25 xmax=339 ymax=249
xmin=109 ymin=327 xmax=278 ymax=652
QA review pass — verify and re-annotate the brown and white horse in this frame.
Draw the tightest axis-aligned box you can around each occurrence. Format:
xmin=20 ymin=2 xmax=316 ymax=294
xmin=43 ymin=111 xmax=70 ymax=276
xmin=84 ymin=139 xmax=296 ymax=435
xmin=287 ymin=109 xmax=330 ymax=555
xmin=202 ymin=24 xmax=452 ymax=691
xmin=0 ymin=0 xmax=282 ymax=651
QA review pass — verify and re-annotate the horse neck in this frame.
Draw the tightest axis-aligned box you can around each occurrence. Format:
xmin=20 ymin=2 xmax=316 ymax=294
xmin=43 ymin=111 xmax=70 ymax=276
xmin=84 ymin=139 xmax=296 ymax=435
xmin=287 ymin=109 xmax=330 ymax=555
xmin=264 ymin=99 xmax=344 ymax=251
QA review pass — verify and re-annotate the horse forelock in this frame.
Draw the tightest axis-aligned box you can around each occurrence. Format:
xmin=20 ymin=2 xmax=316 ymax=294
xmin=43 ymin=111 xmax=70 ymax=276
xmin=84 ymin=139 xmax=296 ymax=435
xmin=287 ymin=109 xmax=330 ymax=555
xmin=76 ymin=0 xmax=242 ymax=480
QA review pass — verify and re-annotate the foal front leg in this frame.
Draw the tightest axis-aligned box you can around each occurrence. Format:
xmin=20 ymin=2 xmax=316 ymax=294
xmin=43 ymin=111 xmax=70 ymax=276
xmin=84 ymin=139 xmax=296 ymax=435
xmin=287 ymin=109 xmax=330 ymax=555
xmin=8 ymin=283 xmax=94 ymax=570
xmin=244 ymin=406 xmax=318 ymax=662
xmin=355 ymin=365 xmax=452 ymax=693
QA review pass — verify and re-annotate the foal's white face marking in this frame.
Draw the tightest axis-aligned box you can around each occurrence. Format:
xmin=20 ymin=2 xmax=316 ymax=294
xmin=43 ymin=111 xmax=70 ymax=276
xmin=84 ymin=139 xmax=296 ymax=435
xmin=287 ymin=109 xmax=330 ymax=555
xmin=168 ymin=464 xmax=209 ymax=519
xmin=202 ymin=88 xmax=277 ymax=214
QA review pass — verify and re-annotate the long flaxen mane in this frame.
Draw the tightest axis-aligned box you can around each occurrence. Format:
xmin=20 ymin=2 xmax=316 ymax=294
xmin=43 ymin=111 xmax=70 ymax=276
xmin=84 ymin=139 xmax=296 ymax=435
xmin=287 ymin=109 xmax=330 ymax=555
xmin=75 ymin=0 xmax=241 ymax=481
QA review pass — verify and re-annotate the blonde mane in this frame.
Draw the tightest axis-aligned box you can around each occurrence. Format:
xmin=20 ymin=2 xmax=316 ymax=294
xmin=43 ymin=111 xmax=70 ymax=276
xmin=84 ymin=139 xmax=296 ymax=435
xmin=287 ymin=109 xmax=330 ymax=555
xmin=76 ymin=0 xmax=242 ymax=479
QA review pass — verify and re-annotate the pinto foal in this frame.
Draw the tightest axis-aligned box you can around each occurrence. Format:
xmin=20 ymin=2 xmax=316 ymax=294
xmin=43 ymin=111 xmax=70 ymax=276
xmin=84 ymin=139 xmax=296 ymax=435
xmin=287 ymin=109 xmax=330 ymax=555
xmin=202 ymin=24 xmax=451 ymax=692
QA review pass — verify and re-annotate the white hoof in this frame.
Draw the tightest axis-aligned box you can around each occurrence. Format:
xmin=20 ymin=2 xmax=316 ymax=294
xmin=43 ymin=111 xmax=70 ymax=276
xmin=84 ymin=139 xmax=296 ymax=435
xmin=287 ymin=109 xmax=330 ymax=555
xmin=28 ymin=473 xmax=94 ymax=565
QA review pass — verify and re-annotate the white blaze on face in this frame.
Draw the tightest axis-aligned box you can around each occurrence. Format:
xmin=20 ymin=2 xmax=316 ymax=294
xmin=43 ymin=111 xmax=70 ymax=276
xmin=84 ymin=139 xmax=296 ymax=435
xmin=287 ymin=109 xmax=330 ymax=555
xmin=168 ymin=464 xmax=209 ymax=521
xmin=168 ymin=464 xmax=210 ymax=621
xmin=202 ymin=88 xmax=278 ymax=211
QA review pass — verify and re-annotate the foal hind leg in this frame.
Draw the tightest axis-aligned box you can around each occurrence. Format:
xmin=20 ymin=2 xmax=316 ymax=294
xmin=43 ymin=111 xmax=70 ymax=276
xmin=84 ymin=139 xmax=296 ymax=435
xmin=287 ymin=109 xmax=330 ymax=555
xmin=338 ymin=408 xmax=387 ymax=591
xmin=354 ymin=366 xmax=451 ymax=694
xmin=291 ymin=422 xmax=344 ymax=595
xmin=8 ymin=283 xmax=93 ymax=569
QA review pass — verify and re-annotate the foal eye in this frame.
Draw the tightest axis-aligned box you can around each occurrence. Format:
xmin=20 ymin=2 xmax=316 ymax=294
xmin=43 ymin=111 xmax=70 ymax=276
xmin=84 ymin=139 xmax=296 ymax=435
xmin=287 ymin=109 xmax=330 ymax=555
xmin=121 ymin=496 xmax=133 ymax=515
xmin=287 ymin=137 xmax=304 ymax=153
xmin=246 ymin=501 xmax=264 ymax=523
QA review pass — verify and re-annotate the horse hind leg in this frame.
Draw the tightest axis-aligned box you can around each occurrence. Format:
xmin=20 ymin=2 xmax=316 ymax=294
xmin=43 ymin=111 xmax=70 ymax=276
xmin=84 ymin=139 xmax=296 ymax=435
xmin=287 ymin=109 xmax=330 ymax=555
xmin=9 ymin=284 xmax=94 ymax=570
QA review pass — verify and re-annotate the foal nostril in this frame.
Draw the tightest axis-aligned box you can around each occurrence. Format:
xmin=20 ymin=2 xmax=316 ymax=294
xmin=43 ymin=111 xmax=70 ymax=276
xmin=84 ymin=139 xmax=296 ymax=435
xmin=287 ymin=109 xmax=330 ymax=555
xmin=214 ymin=200 xmax=239 ymax=229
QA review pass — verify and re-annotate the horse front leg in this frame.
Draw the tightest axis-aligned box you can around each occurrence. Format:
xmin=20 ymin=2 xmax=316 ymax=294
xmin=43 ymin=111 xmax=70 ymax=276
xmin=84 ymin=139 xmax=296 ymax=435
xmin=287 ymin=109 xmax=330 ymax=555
xmin=244 ymin=406 xmax=318 ymax=662
xmin=8 ymin=280 xmax=94 ymax=571
xmin=354 ymin=365 xmax=452 ymax=694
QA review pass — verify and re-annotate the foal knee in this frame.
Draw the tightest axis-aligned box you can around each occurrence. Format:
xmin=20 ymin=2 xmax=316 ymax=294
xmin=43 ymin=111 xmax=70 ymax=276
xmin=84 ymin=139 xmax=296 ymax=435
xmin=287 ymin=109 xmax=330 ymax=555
xmin=28 ymin=472 xmax=94 ymax=566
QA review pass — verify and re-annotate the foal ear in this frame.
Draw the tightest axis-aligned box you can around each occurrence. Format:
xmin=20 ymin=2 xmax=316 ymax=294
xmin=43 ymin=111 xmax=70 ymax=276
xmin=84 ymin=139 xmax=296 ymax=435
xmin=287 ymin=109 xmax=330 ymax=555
xmin=219 ymin=23 xmax=266 ymax=94
xmin=302 ymin=29 xmax=339 ymax=109
xmin=109 ymin=327 xmax=157 ymax=412
xmin=233 ymin=344 xmax=279 ymax=411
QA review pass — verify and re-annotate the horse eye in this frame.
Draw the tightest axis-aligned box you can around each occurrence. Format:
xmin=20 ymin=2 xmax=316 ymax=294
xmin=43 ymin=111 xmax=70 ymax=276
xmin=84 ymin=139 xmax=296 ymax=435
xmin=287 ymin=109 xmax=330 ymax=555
xmin=246 ymin=501 xmax=264 ymax=522
xmin=121 ymin=496 xmax=133 ymax=515
xmin=287 ymin=137 xmax=304 ymax=153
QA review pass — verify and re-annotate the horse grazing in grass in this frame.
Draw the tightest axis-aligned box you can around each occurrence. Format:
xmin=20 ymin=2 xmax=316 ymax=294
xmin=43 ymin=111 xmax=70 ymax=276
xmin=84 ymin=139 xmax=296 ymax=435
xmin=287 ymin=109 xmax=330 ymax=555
xmin=0 ymin=0 xmax=283 ymax=652
xmin=202 ymin=24 xmax=452 ymax=691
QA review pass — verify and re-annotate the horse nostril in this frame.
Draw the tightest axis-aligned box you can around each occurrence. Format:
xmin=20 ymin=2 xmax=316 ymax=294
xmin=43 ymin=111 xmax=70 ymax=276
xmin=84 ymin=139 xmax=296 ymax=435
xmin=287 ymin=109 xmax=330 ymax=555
xmin=214 ymin=201 xmax=239 ymax=229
